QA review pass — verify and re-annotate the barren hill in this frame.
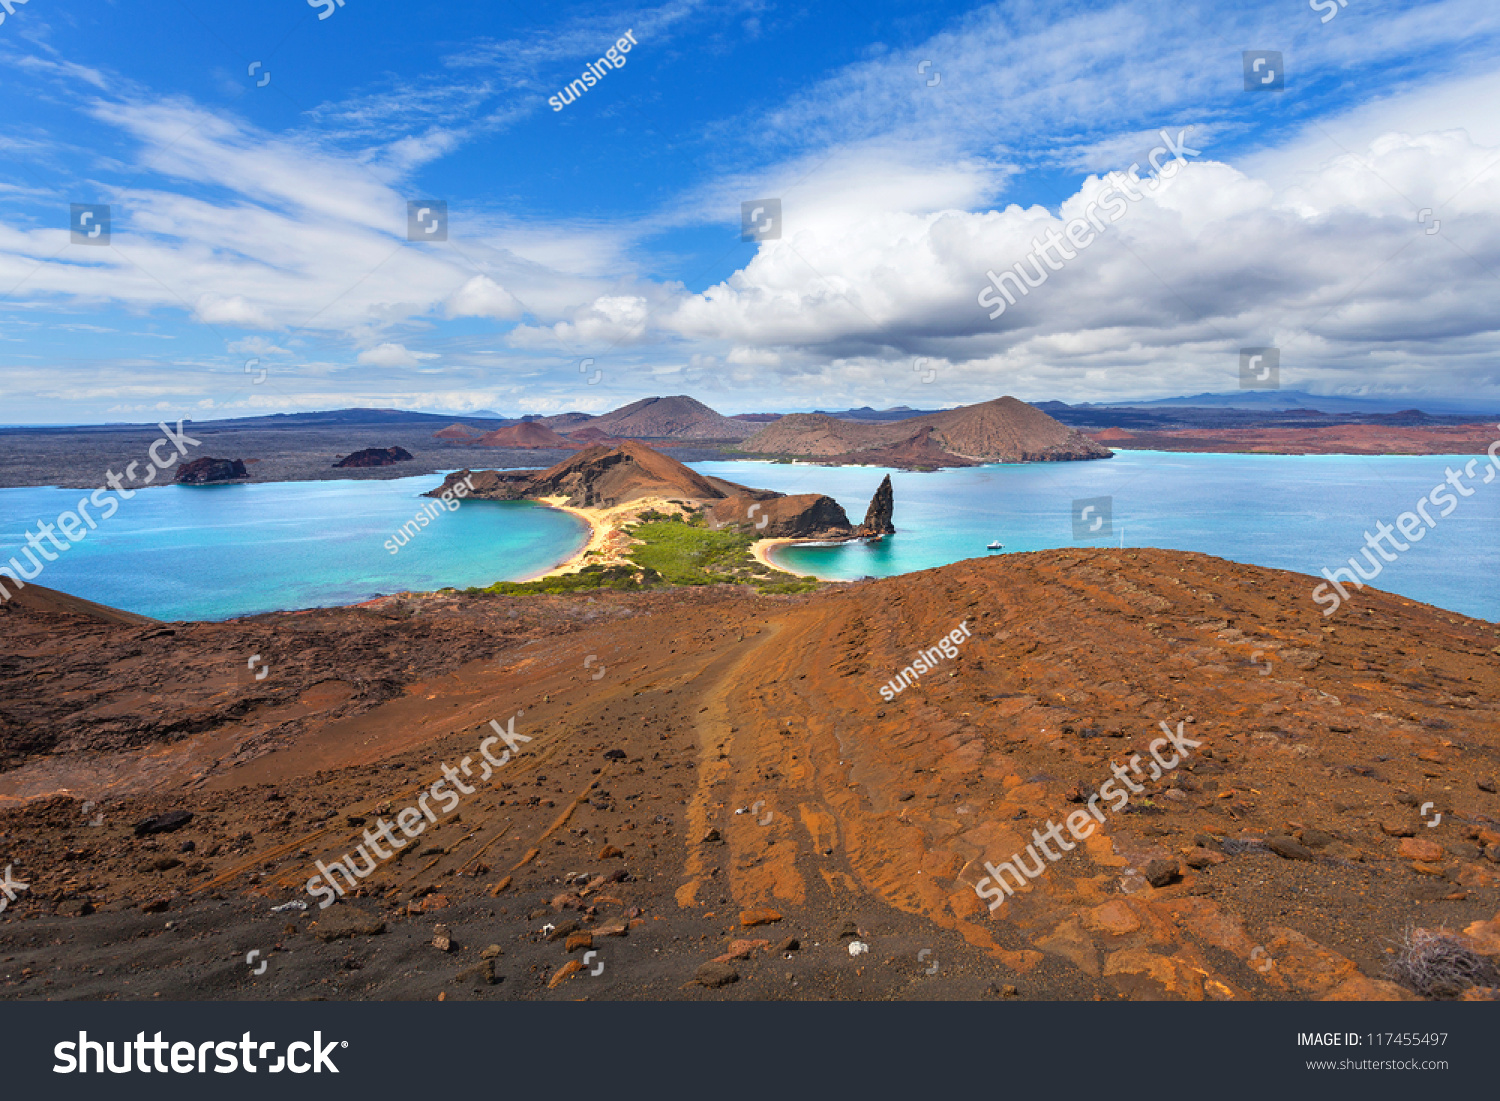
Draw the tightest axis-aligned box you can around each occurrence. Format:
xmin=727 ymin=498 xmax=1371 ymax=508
xmin=432 ymin=423 xmax=481 ymax=440
xmin=745 ymin=396 xmax=1112 ymax=465
xmin=472 ymin=422 xmax=581 ymax=449
xmin=4 ymin=550 xmax=1497 ymax=1001
xmin=425 ymin=441 xmax=876 ymax=540
xmin=588 ymin=396 xmax=757 ymax=440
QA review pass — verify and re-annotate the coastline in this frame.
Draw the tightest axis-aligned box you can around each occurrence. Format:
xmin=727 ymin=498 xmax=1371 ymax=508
xmin=519 ymin=496 xmax=811 ymax=583
xmin=750 ymin=537 xmax=803 ymax=577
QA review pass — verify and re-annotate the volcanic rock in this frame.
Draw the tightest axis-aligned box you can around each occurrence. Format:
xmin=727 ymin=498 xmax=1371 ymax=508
xmin=333 ymin=446 xmax=413 ymax=468
xmin=694 ymin=961 xmax=741 ymax=987
xmin=134 ymin=810 xmax=193 ymax=837
xmin=432 ymin=423 xmax=481 ymax=440
xmin=856 ymin=474 xmax=895 ymax=538
xmin=427 ymin=442 xmax=860 ymax=541
xmin=176 ymin=457 xmax=248 ymax=485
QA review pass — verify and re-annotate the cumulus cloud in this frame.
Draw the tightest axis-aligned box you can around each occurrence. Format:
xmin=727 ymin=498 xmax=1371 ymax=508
xmin=444 ymin=275 xmax=524 ymax=320
xmin=357 ymin=343 xmax=439 ymax=368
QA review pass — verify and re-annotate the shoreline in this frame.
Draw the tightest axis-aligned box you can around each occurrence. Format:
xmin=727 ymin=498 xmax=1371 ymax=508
xmin=749 ymin=536 xmax=803 ymax=577
xmin=519 ymin=497 xmax=813 ymax=583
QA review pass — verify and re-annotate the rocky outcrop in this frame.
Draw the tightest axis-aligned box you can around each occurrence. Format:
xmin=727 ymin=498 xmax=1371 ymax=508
xmin=705 ymin=494 xmax=855 ymax=539
xmin=856 ymin=474 xmax=895 ymax=538
xmin=425 ymin=441 xmax=865 ymax=540
xmin=176 ymin=457 xmax=248 ymax=485
xmin=334 ymin=446 xmax=414 ymax=469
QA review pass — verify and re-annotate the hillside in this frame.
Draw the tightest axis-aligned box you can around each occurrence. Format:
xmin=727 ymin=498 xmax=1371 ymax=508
xmin=743 ymin=396 xmax=1112 ymax=465
xmin=472 ymin=422 xmax=582 ymax=449
xmin=587 ymin=396 xmax=758 ymax=441
xmin=3 ymin=550 xmax=1497 ymax=1001
xmin=425 ymin=441 xmax=868 ymax=541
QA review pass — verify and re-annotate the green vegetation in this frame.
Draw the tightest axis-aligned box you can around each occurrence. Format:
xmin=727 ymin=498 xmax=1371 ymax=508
xmin=467 ymin=515 xmax=819 ymax=596
xmin=469 ymin=563 xmax=661 ymax=596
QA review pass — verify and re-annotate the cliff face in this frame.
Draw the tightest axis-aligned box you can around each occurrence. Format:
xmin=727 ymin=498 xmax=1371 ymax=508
xmin=704 ymin=493 xmax=854 ymax=539
xmin=856 ymin=474 xmax=895 ymax=538
xmin=176 ymin=457 xmax=248 ymax=485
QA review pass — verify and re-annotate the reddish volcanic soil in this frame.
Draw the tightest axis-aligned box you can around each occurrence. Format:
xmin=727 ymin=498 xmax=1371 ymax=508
xmin=1086 ymin=423 xmax=1500 ymax=454
xmin=1 ymin=550 xmax=1499 ymax=1001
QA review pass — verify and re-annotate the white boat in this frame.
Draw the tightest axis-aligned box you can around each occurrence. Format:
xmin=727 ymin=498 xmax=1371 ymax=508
xmin=986 ymin=540 xmax=1003 ymax=550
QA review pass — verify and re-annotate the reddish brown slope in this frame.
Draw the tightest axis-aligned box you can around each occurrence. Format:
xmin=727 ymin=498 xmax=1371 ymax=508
xmin=473 ymin=422 xmax=582 ymax=449
xmin=2 ymin=552 xmax=1498 ymax=1001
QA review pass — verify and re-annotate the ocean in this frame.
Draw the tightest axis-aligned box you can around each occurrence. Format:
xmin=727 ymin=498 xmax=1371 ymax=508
xmin=688 ymin=451 xmax=1500 ymax=621
xmin=0 ymin=474 xmax=588 ymax=621
xmin=0 ymin=451 xmax=1494 ymax=622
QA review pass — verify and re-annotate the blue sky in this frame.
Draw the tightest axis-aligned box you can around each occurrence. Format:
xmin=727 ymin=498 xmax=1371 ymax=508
xmin=2 ymin=0 xmax=1499 ymax=423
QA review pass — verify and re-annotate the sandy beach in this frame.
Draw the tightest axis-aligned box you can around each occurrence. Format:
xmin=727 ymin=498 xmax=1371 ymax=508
xmin=750 ymin=536 xmax=802 ymax=576
xmin=522 ymin=497 xmax=808 ymax=582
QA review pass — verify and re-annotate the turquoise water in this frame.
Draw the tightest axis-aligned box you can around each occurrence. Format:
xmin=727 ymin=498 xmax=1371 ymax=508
xmin=1 ymin=452 xmax=1494 ymax=623
xmin=689 ymin=452 xmax=1500 ymax=621
xmin=0 ymin=475 xmax=588 ymax=621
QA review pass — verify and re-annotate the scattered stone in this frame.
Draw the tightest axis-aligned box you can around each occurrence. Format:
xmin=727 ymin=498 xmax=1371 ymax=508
xmin=701 ymin=828 xmax=722 ymax=844
xmin=715 ymin=938 xmax=769 ymax=963
xmin=1267 ymin=836 xmax=1314 ymax=861
xmin=1398 ymin=838 xmax=1444 ymax=862
xmin=695 ymin=962 xmax=740 ymax=988
xmin=545 ymin=920 xmax=579 ymax=941
xmin=432 ymin=924 xmax=453 ymax=952
xmin=848 ymin=940 xmax=870 ymax=957
xmin=480 ymin=944 xmax=502 ymax=960
xmin=139 ymin=857 xmax=182 ymax=873
xmin=140 ymin=897 xmax=170 ymax=914
xmin=777 ymin=937 xmax=800 ymax=953
xmin=565 ymin=932 xmax=593 ymax=952
xmin=1182 ymin=848 xmax=1224 ymax=870
xmin=597 ymin=845 xmax=624 ymax=859
xmin=604 ymin=749 xmax=626 ymax=760
xmin=56 ymin=898 xmax=94 ymax=917
xmin=1143 ymin=859 xmax=1181 ymax=887
xmin=312 ymin=905 xmax=386 ymax=942
xmin=837 ymin=920 xmax=862 ymax=939
xmin=409 ymin=893 xmax=450 ymax=913
xmin=1380 ymin=819 xmax=1417 ymax=838
xmin=898 ymin=792 xmax=915 ymax=802
xmin=455 ymin=959 xmax=496 ymax=986
xmin=740 ymin=907 xmax=782 ymax=928
xmin=1299 ymin=830 xmax=1334 ymax=849
xmin=548 ymin=960 xmax=584 ymax=989
xmin=1479 ymin=778 xmax=1497 ymax=794
xmin=133 ymin=811 xmax=193 ymax=838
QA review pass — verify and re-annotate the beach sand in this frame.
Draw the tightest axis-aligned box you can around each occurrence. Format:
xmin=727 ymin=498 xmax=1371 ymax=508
xmin=525 ymin=497 xmax=807 ymax=581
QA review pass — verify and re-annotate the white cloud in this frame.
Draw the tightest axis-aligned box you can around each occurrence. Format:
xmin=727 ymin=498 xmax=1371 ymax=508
xmin=444 ymin=274 xmax=524 ymax=320
xmin=357 ymin=342 xmax=439 ymax=368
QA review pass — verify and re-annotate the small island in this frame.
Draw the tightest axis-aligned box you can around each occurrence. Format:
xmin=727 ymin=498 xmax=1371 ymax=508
xmin=423 ymin=440 xmax=894 ymax=593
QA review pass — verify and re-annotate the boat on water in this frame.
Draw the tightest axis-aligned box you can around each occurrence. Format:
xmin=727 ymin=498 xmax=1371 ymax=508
xmin=986 ymin=540 xmax=1003 ymax=550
